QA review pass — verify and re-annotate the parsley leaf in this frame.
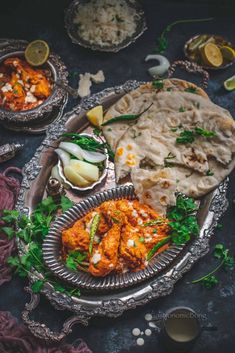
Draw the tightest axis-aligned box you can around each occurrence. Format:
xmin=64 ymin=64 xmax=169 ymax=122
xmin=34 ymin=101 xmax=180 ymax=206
xmin=200 ymin=275 xmax=219 ymax=289
xmin=60 ymin=195 xmax=74 ymax=212
xmin=3 ymin=195 xmax=82 ymax=297
xmin=1 ymin=227 xmax=15 ymax=239
xmin=32 ymin=280 xmax=45 ymax=293
xmin=167 ymin=195 xmax=199 ymax=245
xmin=192 ymin=244 xmax=235 ymax=288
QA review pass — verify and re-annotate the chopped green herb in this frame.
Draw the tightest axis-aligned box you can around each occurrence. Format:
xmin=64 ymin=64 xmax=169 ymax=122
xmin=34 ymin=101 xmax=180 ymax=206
xmin=167 ymin=87 xmax=173 ymax=91
xmin=152 ymin=80 xmax=164 ymax=89
xmin=171 ymin=127 xmax=178 ymax=132
xmin=206 ymin=170 xmax=214 ymax=176
xmin=185 ymin=86 xmax=197 ymax=94
xmin=176 ymin=130 xmax=195 ymax=144
xmin=153 ymin=229 xmax=158 ymax=234
xmin=139 ymin=236 xmax=145 ymax=243
xmin=195 ymin=127 xmax=216 ymax=138
xmin=179 ymin=106 xmax=186 ymax=112
xmin=176 ymin=127 xmax=216 ymax=144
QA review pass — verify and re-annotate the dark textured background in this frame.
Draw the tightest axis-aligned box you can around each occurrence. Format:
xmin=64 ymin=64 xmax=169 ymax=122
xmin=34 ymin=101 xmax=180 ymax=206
xmin=0 ymin=1 xmax=235 ymax=352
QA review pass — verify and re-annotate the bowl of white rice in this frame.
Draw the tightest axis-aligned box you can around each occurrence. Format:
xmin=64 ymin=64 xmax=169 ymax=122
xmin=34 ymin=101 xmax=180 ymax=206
xmin=65 ymin=0 xmax=147 ymax=52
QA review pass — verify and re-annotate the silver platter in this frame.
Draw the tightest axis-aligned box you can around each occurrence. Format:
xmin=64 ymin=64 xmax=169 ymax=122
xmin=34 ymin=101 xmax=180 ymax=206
xmin=64 ymin=0 xmax=147 ymax=52
xmin=15 ymin=80 xmax=229 ymax=341
xmin=43 ymin=185 xmax=183 ymax=290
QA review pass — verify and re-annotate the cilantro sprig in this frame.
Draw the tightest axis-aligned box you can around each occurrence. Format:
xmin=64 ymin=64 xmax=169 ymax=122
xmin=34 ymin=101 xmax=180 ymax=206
xmin=192 ymin=244 xmax=235 ymax=288
xmin=147 ymin=195 xmax=199 ymax=260
xmin=167 ymin=195 xmax=199 ymax=245
xmin=1 ymin=195 xmax=81 ymax=297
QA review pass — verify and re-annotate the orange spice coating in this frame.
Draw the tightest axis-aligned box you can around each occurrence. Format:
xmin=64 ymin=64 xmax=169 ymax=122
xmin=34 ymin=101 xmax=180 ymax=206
xmin=62 ymin=199 xmax=170 ymax=277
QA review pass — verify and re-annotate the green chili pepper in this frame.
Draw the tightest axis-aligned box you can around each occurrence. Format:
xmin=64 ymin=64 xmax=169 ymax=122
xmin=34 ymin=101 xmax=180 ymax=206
xmin=147 ymin=236 xmax=171 ymax=261
xmin=101 ymin=103 xmax=153 ymax=126
xmin=89 ymin=214 xmax=101 ymax=254
xmin=144 ymin=218 xmax=165 ymax=226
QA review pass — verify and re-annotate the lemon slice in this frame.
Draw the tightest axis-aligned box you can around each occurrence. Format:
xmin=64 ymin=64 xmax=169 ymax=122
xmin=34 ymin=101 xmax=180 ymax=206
xmin=86 ymin=105 xmax=103 ymax=127
xmin=224 ymin=75 xmax=235 ymax=91
xmin=25 ymin=40 xmax=50 ymax=66
xmin=201 ymin=43 xmax=223 ymax=67
xmin=220 ymin=46 xmax=235 ymax=61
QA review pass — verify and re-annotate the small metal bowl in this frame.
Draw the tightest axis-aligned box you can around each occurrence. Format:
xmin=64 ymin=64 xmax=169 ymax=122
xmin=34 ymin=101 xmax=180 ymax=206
xmin=65 ymin=0 xmax=147 ymax=52
xmin=43 ymin=185 xmax=183 ymax=291
xmin=184 ymin=34 xmax=235 ymax=70
xmin=0 ymin=40 xmax=68 ymax=125
xmin=57 ymin=133 xmax=109 ymax=192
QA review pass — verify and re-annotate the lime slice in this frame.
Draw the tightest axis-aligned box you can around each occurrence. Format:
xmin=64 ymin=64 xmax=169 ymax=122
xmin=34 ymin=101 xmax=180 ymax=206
xmin=25 ymin=40 xmax=50 ymax=66
xmin=86 ymin=105 xmax=103 ymax=127
xmin=201 ymin=43 xmax=223 ymax=67
xmin=224 ymin=75 xmax=235 ymax=91
xmin=220 ymin=46 xmax=235 ymax=61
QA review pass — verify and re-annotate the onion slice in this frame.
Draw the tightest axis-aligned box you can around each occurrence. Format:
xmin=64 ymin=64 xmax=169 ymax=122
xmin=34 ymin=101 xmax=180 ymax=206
xmin=59 ymin=141 xmax=106 ymax=163
xmin=54 ymin=148 xmax=71 ymax=166
xmin=59 ymin=142 xmax=84 ymax=160
xmin=145 ymin=54 xmax=170 ymax=77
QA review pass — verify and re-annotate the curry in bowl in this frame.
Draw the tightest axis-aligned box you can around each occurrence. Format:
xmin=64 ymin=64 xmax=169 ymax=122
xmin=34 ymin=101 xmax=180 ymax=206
xmin=0 ymin=57 xmax=52 ymax=111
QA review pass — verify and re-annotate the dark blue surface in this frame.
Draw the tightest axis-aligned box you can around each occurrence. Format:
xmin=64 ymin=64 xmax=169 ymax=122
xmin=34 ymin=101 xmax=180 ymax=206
xmin=0 ymin=1 xmax=235 ymax=352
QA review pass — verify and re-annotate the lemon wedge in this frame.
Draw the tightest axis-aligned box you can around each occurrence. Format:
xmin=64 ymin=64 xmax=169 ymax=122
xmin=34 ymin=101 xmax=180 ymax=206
xmin=201 ymin=43 xmax=223 ymax=67
xmin=25 ymin=40 xmax=50 ymax=66
xmin=86 ymin=105 xmax=103 ymax=127
xmin=224 ymin=75 xmax=235 ymax=91
xmin=220 ymin=46 xmax=235 ymax=61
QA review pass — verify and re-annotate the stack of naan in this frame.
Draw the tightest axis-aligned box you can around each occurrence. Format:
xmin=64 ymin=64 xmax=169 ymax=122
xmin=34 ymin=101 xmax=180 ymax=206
xmin=102 ymin=79 xmax=235 ymax=214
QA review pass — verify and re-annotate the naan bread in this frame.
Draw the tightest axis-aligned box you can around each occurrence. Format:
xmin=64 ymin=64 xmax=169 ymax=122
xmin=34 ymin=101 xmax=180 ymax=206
xmin=102 ymin=79 xmax=209 ymax=151
xmin=103 ymin=81 xmax=235 ymax=214
xmin=115 ymin=91 xmax=235 ymax=181
xmin=131 ymin=156 xmax=235 ymax=211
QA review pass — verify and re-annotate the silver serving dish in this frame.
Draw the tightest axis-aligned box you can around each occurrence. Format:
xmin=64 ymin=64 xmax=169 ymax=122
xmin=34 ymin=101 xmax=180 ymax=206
xmin=15 ymin=80 xmax=229 ymax=341
xmin=184 ymin=34 xmax=235 ymax=70
xmin=0 ymin=39 xmax=68 ymax=127
xmin=57 ymin=133 xmax=109 ymax=192
xmin=43 ymin=185 xmax=183 ymax=290
xmin=65 ymin=0 xmax=147 ymax=52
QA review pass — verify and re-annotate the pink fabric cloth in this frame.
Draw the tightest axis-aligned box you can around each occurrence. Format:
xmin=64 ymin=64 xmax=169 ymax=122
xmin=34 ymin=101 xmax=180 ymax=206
xmin=0 ymin=167 xmax=22 ymax=286
xmin=0 ymin=311 xmax=92 ymax=353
